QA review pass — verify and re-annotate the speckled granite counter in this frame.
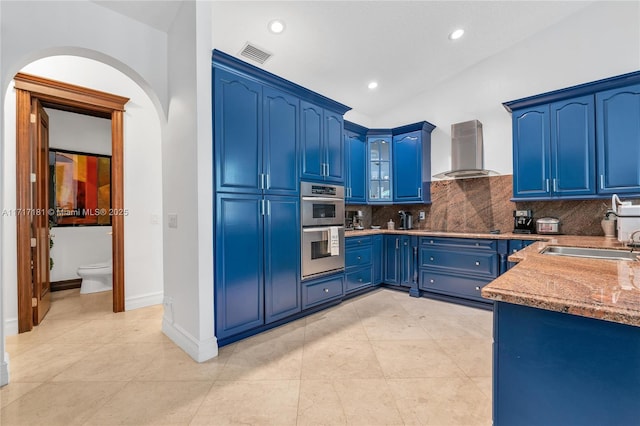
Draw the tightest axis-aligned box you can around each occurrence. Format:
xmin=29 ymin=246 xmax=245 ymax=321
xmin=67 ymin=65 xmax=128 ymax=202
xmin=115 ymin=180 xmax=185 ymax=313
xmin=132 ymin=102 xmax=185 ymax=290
xmin=345 ymin=228 xmax=546 ymax=241
xmin=481 ymin=235 xmax=640 ymax=327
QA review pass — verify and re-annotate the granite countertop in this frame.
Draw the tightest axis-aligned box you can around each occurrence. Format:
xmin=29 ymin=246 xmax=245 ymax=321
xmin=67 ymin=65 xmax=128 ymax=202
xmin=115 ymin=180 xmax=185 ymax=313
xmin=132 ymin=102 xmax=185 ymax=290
xmin=345 ymin=228 xmax=547 ymax=241
xmin=481 ymin=235 xmax=640 ymax=328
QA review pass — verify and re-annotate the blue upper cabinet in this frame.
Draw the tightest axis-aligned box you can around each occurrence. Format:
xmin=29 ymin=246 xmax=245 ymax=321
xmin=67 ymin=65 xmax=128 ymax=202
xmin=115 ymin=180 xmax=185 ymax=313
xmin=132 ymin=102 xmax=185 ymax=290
xmin=301 ymin=100 xmax=345 ymax=183
xmin=392 ymin=124 xmax=432 ymax=204
xmin=596 ymin=83 xmax=640 ymax=195
xmin=214 ymin=68 xmax=263 ymax=194
xmin=550 ymin=95 xmax=595 ymax=197
xmin=512 ymin=106 xmax=551 ymax=198
xmin=513 ymin=96 xmax=595 ymax=199
xmin=344 ymin=121 xmax=367 ymax=204
xmin=367 ymin=134 xmax=393 ymax=204
xmin=263 ymin=87 xmax=299 ymax=196
xmin=506 ymin=70 xmax=640 ymax=200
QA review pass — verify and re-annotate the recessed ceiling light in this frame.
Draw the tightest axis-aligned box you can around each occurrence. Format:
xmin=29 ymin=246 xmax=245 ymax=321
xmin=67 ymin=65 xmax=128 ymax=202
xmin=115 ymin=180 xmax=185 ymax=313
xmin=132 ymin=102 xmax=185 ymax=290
xmin=368 ymin=81 xmax=378 ymax=90
xmin=268 ymin=19 xmax=285 ymax=34
xmin=449 ymin=28 xmax=465 ymax=40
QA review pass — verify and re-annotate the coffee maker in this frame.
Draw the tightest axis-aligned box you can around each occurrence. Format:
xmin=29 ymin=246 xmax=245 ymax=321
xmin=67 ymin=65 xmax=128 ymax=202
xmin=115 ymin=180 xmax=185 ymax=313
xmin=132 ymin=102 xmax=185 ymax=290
xmin=513 ymin=210 xmax=535 ymax=234
xmin=345 ymin=210 xmax=364 ymax=230
xmin=399 ymin=210 xmax=413 ymax=230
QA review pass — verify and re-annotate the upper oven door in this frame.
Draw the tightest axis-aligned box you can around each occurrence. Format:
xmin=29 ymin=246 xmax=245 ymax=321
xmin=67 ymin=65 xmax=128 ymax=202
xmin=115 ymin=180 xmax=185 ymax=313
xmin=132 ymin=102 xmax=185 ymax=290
xmin=301 ymin=197 xmax=345 ymax=226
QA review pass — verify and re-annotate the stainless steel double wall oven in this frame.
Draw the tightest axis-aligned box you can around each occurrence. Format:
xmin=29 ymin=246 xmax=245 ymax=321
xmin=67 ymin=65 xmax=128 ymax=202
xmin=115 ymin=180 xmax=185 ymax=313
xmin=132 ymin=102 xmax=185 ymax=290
xmin=300 ymin=182 xmax=345 ymax=280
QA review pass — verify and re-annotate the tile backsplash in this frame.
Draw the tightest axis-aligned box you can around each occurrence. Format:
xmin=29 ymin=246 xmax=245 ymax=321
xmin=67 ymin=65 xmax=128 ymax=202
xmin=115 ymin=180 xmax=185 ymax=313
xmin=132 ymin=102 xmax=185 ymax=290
xmin=348 ymin=175 xmax=637 ymax=236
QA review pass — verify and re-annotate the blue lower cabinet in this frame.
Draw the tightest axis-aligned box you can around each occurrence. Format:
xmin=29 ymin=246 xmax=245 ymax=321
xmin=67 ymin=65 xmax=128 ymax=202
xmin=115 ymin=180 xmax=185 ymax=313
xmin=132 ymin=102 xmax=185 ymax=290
xmin=345 ymin=267 xmax=373 ymax=293
xmin=506 ymin=239 xmax=535 ymax=270
xmin=419 ymin=270 xmax=491 ymax=302
xmin=215 ymin=194 xmax=265 ymax=339
xmin=215 ymin=194 xmax=301 ymax=340
xmin=302 ymin=274 xmax=344 ymax=309
xmin=372 ymin=235 xmax=383 ymax=285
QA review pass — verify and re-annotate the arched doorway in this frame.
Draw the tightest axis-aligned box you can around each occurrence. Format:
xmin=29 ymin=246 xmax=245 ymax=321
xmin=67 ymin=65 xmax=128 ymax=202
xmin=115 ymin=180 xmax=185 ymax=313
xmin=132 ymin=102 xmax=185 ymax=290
xmin=14 ymin=73 xmax=128 ymax=332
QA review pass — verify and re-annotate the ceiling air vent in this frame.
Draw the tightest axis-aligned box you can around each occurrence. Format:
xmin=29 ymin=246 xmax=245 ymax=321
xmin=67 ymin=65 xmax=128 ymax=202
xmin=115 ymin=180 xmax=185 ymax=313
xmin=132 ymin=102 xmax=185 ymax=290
xmin=239 ymin=43 xmax=272 ymax=64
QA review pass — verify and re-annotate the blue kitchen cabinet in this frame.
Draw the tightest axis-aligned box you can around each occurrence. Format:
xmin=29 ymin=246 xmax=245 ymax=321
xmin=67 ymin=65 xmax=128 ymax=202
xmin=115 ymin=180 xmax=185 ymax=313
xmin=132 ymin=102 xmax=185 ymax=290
xmin=215 ymin=194 xmax=265 ymax=339
xmin=344 ymin=121 xmax=367 ymax=204
xmin=383 ymin=234 xmax=415 ymax=288
xmin=596 ymin=83 xmax=640 ymax=194
xmin=372 ymin=235 xmax=383 ymax=285
xmin=506 ymin=239 xmax=535 ymax=270
xmin=301 ymin=101 xmax=344 ymax=183
xmin=367 ymin=134 xmax=393 ymax=203
xmin=264 ymin=196 xmax=301 ymax=323
xmin=214 ymin=68 xmax=263 ymax=194
xmin=392 ymin=123 xmax=433 ymax=203
xmin=263 ymin=87 xmax=300 ymax=196
xmin=345 ymin=236 xmax=373 ymax=294
xmin=512 ymin=96 xmax=595 ymax=199
xmin=215 ymin=194 xmax=301 ymax=339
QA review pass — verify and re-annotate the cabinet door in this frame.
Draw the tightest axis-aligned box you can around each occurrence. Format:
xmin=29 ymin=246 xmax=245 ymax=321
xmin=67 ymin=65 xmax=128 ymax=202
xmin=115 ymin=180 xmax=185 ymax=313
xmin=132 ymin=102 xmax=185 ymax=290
xmin=550 ymin=96 xmax=595 ymax=197
xmin=372 ymin=235 xmax=383 ymax=285
xmin=596 ymin=84 xmax=640 ymax=194
xmin=345 ymin=130 xmax=367 ymax=203
xmin=215 ymin=194 xmax=264 ymax=339
xmin=214 ymin=68 xmax=262 ymax=194
xmin=512 ymin=106 xmax=551 ymax=198
xmin=324 ymin=111 xmax=344 ymax=183
xmin=399 ymin=236 xmax=413 ymax=287
xmin=393 ymin=131 xmax=422 ymax=202
xmin=264 ymin=196 xmax=301 ymax=323
xmin=263 ymin=87 xmax=299 ymax=195
xmin=383 ymin=235 xmax=400 ymax=284
xmin=300 ymin=101 xmax=324 ymax=181
xmin=368 ymin=136 xmax=393 ymax=203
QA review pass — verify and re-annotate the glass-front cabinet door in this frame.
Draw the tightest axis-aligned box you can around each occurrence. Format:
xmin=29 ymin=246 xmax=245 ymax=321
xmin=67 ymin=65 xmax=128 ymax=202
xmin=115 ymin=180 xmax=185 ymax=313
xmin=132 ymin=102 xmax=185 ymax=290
xmin=367 ymin=136 xmax=392 ymax=203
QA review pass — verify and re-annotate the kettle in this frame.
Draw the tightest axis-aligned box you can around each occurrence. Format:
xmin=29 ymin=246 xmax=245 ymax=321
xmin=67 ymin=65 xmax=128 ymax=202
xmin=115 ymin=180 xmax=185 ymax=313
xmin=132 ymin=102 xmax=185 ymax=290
xmin=398 ymin=210 xmax=413 ymax=230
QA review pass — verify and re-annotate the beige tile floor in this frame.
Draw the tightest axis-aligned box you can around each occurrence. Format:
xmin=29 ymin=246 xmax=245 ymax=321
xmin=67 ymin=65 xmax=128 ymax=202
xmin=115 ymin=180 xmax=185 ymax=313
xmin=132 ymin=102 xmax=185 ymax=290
xmin=1 ymin=287 xmax=493 ymax=425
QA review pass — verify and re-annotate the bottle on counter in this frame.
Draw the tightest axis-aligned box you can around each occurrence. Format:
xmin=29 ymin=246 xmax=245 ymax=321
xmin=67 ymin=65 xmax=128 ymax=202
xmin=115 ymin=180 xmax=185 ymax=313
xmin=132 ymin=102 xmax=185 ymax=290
xmin=387 ymin=219 xmax=395 ymax=230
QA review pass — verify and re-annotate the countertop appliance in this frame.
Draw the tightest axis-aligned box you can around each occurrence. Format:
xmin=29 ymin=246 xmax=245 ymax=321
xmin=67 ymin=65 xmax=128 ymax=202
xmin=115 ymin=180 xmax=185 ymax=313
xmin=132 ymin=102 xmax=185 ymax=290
xmin=433 ymin=120 xmax=497 ymax=179
xmin=536 ymin=217 xmax=561 ymax=234
xmin=513 ymin=210 xmax=535 ymax=234
xmin=612 ymin=194 xmax=640 ymax=244
xmin=398 ymin=210 xmax=413 ymax=230
xmin=345 ymin=210 xmax=364 ymax=230
xmin=301 ymin=182 xmax=345 ymax=280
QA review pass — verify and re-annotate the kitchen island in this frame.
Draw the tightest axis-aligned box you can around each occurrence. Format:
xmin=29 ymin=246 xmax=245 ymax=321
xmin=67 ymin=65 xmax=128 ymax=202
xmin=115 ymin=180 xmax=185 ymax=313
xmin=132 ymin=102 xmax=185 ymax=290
xmin=482 ymin=236 xmax=640 ymax=425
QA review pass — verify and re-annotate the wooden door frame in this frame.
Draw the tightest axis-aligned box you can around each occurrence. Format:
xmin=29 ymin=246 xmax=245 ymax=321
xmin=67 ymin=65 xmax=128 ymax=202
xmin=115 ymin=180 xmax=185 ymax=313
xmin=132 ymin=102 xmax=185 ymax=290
xmin=14 ymin=73 xmax=129 ymax=332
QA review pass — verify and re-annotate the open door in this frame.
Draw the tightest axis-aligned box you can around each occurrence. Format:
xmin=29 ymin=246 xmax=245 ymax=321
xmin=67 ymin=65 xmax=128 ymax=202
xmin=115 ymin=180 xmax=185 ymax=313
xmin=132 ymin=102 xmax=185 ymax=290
xmin=30 ymin=99 xmax=51 ymax=325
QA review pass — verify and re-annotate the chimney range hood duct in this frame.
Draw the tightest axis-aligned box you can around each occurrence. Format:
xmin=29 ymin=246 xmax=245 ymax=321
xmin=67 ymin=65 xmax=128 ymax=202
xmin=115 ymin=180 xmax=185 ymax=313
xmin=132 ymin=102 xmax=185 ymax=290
xmin=433 ymin=119 xmax=497 ymax=179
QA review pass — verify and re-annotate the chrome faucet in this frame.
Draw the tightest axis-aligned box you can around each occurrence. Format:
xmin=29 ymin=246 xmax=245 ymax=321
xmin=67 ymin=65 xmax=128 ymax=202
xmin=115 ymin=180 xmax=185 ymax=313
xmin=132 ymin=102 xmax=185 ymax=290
xmin=628 ymin=229 xmax=640 ymax=250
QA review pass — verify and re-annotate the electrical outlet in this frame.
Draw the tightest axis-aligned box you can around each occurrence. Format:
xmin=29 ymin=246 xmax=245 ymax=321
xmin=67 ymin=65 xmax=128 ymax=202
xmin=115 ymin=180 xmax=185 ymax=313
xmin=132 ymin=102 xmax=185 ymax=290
xmin=419 ymin=211 xmax=426 ymax=220
xmin=168 ymin=214 xmax=178 ymax=228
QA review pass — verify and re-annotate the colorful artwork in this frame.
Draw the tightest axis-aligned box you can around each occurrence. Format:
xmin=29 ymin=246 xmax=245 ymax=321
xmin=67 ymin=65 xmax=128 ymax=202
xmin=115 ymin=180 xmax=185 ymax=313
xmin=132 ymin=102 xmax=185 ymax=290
xmin=50 ymin=149 xmax=111 ymax=226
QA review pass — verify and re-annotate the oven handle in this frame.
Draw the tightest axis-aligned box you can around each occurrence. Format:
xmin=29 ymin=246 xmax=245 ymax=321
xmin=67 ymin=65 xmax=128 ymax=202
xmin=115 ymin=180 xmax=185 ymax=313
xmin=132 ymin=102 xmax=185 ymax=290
xmin=301 ymin=197 xmax=342 ymax=202
xmin=302 ymin=226 xmax=344 ymax=233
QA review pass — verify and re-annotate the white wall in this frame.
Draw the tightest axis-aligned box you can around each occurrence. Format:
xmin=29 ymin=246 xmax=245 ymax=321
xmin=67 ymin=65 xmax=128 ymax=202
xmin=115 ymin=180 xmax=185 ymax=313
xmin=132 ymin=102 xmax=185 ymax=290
xmin=161 ymin=1 xmax=216 ymax=362
xmin=372 ymin=1 xmax=640 ymax=178
xmin=46 ymin=108 xmax=112 ymax=281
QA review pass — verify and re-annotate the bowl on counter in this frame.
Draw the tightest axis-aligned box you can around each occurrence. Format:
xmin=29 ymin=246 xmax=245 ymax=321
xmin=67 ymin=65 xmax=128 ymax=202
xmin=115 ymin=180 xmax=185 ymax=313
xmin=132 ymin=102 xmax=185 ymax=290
xmin=371 ymin=225 xmax=381 ymax=229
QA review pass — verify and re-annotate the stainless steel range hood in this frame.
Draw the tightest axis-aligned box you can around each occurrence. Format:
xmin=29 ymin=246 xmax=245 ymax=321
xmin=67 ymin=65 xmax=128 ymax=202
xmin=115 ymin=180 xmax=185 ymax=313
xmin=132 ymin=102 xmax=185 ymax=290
xmin=433 ymin=119 xmax=497 ymax=179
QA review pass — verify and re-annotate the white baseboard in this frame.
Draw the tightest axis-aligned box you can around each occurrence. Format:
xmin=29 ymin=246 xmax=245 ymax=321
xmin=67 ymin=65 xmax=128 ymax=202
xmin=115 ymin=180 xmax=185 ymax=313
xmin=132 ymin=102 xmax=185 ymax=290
xmin=125 ymin=291 xmax=164 ymax=311
xmin=162 ymin=318 xmax=218 ymax=362
xmin=1 ymin=353 xmax=10 ymax=386
xmin=4 ymin=318 xmax=18 ymax=336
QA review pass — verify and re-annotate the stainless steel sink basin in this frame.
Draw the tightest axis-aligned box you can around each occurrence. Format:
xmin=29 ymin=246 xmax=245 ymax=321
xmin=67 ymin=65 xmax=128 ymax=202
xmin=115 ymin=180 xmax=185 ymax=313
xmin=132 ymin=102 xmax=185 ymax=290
xmin=541 ymin=246 xmax=639 ymax=261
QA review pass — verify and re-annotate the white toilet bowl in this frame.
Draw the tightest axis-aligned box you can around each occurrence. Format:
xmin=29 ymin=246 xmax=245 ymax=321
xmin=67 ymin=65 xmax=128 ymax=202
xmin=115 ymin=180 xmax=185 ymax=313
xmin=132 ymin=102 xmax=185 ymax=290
xmin=77 ymin=260 xmax=113 ymax=294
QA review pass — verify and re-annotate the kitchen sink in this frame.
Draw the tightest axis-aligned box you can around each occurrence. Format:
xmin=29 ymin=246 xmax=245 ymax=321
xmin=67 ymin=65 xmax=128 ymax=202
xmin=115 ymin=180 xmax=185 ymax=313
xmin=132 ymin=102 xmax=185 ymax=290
xmin=541 ymin=246 xmax=639 ymax=261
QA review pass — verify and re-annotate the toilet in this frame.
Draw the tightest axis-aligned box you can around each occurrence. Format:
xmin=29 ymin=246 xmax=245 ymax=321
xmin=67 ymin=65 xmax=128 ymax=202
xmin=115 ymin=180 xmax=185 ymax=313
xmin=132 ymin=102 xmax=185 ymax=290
xmin=77 ymin=260 xmax=113 ymax=294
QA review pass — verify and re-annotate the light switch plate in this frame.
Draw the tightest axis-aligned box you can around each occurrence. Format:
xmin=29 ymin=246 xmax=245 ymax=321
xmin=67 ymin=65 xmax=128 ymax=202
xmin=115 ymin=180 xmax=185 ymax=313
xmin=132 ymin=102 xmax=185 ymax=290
xmin=168 ymin=214 xmax=178 ymax=228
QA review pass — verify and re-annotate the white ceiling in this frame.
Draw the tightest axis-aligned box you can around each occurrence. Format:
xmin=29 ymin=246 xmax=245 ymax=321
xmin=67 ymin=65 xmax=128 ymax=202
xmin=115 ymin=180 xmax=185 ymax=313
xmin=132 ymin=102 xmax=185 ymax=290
xmin=94 ymin=1 xmax=596 ymax=123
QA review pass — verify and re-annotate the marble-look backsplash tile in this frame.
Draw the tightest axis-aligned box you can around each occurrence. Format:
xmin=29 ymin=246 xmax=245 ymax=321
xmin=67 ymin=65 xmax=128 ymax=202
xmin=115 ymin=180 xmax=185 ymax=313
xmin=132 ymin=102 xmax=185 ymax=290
xmin=366 ymin=175 xmax=638 ymax=236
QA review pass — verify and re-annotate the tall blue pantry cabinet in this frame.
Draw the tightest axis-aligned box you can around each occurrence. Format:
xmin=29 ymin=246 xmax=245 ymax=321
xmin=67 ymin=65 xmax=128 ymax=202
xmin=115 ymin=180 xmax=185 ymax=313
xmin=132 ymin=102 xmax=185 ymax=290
xmin=212 ymin=50 xmax=350 ymax=343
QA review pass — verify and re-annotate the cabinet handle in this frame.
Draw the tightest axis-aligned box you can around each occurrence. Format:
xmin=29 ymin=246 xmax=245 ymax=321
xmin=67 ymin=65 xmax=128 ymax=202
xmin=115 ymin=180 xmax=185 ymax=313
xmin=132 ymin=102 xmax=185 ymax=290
xmin=357 ymin=256 xmax=361 ymax=260
xmin=266 ymin=200 xmax=271 ymax=216
xmin=475 ymin=261 xmax=480 ymax=266
xmin=266 ymin=174 xmax=270 ymax=190
xmin=553 ymin=178 xmax=557 ymax=192
xmin=259 ymin=173 xmax=265 ymax=190
xmin=430 ymin=240 xmax=434 ymax=244
xmin=358 ymin=278 xmax=363 ymax=282
xmin=418 ymin=187 xmax=422 ymax=198
xmin=475 ymin=286 xmax=481 ymax=291
xmin=326 ymin=163 xmax=330 ymax=176
xmin=395 ymin=238 xmax=399 ymax=249
xmin=545 ymin=179 xmax=550 ymax=193
xmin=404 ymin=242 xmax=408 ymax=246
xmin=430 ymin=279 xmax=434 ymax=283
xmin=323 ymin=288 xmax=329 ymax=293
xmin=430 ymin=257 xmax=434 ymax=261
xmin=600 ymin=174 xmax=605 ymax=189
xmin=260 ymin=199 xmax=266 ymax=216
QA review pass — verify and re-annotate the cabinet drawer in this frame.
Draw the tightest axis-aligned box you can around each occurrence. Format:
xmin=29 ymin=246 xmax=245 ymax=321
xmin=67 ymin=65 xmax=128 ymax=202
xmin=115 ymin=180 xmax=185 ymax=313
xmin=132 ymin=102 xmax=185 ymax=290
xmin=346 ymin=236 xmax=373 ymax=247
xmin=303 ymin=275 xmax=344 ymax=309
xmin=419 ymin=270 xmax=493 ymax=302
xmin=420 ymin=248 xmax=499 ymax=278
xmin=345 ymin=246 xmax=372 ymax=269
xmin=345 ymin=267 xmax=373 ymax=293
xmin=419 ymin=237 xmax=497 ymax=251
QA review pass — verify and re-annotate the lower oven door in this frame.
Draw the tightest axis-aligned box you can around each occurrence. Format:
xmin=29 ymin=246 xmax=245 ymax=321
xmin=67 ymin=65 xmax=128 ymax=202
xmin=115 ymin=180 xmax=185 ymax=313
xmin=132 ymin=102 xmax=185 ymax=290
xmin=301 ymin=225 xmax=345 ymax=280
